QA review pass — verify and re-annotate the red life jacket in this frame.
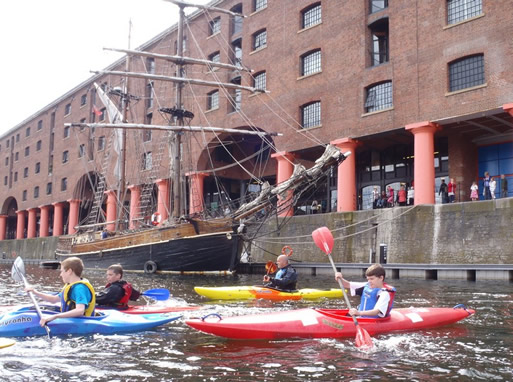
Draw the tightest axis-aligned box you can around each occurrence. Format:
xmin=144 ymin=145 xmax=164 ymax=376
xmin=105 ymin=281 xmax=133 ymax=308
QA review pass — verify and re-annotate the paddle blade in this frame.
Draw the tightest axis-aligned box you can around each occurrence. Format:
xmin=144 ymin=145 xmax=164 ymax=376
xmin=11 ymin=257 xmax=26 ymax=284
xmin=355 ymin=326 xmax=374 ymax=349
xmin=312 ymin=227 xmax=334 ymax=255
xmin=265 ymin=261 xmax=277 ymax=274
xmin=142 ymin=288 xmax=170 ymax=301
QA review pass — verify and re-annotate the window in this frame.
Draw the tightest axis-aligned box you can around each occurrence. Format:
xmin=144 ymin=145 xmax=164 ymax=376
xmin=447 ymin=0 xmax=482 ymax=24
xmin=99 ymin=108 xmax=106 ymax=121
xmin=16 ymin=134 xmax=20 ymax=142
xmin=24 ymin=146 xmax=30 ymax=157
xmin=302 ymin=3 xmax=322 ymax=29
xmin=229 ymin=77 xmax=242 ymax=112
xmin=64 ymin=103 xmax=71 ymax=115
xmin=35 ymin=162 xmax=40 ymax=174
xmin=3 ymin=176 xmax=6 ymax=186
xmin=80 ymin=118 xmax=86 ymax=130
xmin=146 ymin=82 xmax=154 ymax=109
xmin=145 ymin=112 xmax=153 ymax=126
xmin=15 ymin=152 xmax=19 ymax=161
xmin=24 ymin=167 xmax=28 ymax=178
xmin=143 ymin=128 xmax=152 ymax=142
xmin=365 ymin=81 xmax=393 ymax=113
xmin=36 ymin=140 xmax=42 ymax=151
xmin=253 ymin=71 xmax=266 ymax=90
xmin=61 ymin=178 xmax=67 ymax=191
xmin=64 ymin=126 xmax=70 ymax=138
xmin=370 ymin=0 xmax=388 ymax=14
xmin=14 ymin=172 xmax=17 ymax=182
xmin=448 ymin=54 xmax=485 ymax=92
xmin=301 ymin=49 xmax=322 ymax=76
xmin=79 ymin=144 xmax=85 ymax=158
xmin=209 ymin=17 xmax=221 ymax=35
xmin=231 ymin=39 xmax=242 ymax=67
xmin=231 ymin=4 xmax=243 ymax=35
xmin=207 ymin=90 xmax=219 ymax=110
xmin=48 ymin=155 xmax=53 ymax=175
xmin=37 ymin=120 xmax=43 ymax=130
xmin=174 ymin=36 xmax=187 ymax=53
xmin=22 ymin=190 xmax=27 ymax=201
xmin=98 ymin=136 xmax=105 ymax=151
xmin=143 ymin=152 xmax=152 ymax=170
xmin=26 ymin=127 xmax=31 ymax=137
xmin=253 ymin=29 xmax=267 ymax=50
xmin=62 ymin=150 xmax=69 ymax=163
xmin=6 ymin=139 xmax=9 ymax=148
xmin=301 ymin=101 xmax=321 ymax=129
xmin=369 ymin=18 xmax=389 ymax=66
xmin=4 ymin=157 xmax=8 ymax=166
xmin=146 ymin=57 xmax=155 ymax=74
xmin=208 ymin=51 xmax=220 ymax=70
xmin=254 ymin=0 xmax=267 ymax=12
xmin=34 ymin=186 xmax=39 ymax=199
xmin=80 ymin=94 xmax=87 ymax=106
xmin=46 ymin=182 xmax=52 ymax=195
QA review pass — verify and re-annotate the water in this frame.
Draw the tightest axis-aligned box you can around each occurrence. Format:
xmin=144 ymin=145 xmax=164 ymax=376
xmin=1 ymin=264 xmax=512 ymax=381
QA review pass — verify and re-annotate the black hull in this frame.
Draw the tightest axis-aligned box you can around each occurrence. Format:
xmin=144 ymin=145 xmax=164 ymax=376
xmin=57 ymin=232 xmax=242 ymax=273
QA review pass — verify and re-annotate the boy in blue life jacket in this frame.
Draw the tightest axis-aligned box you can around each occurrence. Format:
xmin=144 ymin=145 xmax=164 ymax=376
xmin=25 ymin=257 xmax=96 ymax=327
xmin=335 ymin=263 xmax=396 ymax=318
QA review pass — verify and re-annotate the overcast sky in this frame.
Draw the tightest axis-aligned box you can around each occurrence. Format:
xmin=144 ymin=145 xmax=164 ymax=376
xmin=0 ymin=0 xmax=209 ymax=135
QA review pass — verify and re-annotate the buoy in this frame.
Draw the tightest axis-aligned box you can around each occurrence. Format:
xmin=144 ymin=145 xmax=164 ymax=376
xmin=281 ymin=245 xmax=293 ymax=257
xmin=151 ymin=212 xmax=161 ymax=226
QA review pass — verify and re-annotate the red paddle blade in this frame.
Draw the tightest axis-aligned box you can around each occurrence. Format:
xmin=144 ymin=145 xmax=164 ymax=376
xmin=265 ymin=261 xmax=277 ymax=274
xmin=312 ymin=227 xmax=334 ymax=255
xmin=355 ymin=326 xmax=374 ymax=349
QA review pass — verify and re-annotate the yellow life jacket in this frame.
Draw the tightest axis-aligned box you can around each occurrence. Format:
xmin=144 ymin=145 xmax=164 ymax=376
xmin=61 ymin=279 xmax=96 ymax=317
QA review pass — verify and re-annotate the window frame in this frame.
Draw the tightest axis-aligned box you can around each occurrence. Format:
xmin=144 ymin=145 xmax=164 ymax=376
xmin=209 ymin=17 xmax=221 ymax=36
xmin=301 ymin=49 xmax=322 ymax=76
xmin=253 ymin=71 xmax=267 ymax=90
xmin=448 ymin=54 xmax=485 ymax=92
xmin=253 ymin=29 xmax=267 ymax=51
xmin=301 ymin=101 xmax=322 ymax=129
xmin=253 ymin=0 xmax=267 ymax=12
xmin=207 ymin=90 xmax=220 ymax=110
xmin=447 ymin=0 xmax=483 ymax=25
xmin=301 ymin=3 xmax=322 ymax=29
xmin=364 ymin=81 xmax=393 ymax=113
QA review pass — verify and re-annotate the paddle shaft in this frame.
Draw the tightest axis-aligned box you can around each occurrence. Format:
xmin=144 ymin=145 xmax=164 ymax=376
xmin=326 ymin=253 xmax=361 ymax=327
xmin=18 ymin=271 xmax=51 ymax=336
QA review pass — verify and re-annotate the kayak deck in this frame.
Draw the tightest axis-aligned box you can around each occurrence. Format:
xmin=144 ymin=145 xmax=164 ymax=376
xmin=186 ymin=305 xmax=475 ymax=340
xmin=194 ymin=286 xmax=343 ymax=301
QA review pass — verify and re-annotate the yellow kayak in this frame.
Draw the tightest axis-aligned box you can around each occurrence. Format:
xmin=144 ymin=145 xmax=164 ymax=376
xmin=194 ymin=286 xmax=343 ymax=301
xmin=0 ymin=338 xmax=16 ymax=349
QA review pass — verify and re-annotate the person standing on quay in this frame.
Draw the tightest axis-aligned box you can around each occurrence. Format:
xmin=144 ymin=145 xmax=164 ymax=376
xmin=489 ymin=177 xmax=497 ymax=200
xmin=470 ymin=181 xmax=479 ymax=201
xmin=448 ymin=178 xmax=457 ymax=203
xmin=501 ymin=174 xmax=508 ymax=198
xmin=439 ymin=178 xmax=448 ymax=204
xmin=483 ymin=171 xmax=491 ymax=200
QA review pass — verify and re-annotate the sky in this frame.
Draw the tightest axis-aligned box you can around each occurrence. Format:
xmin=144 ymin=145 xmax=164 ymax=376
xmin=0 ymin=0 xmax=210 ymax=135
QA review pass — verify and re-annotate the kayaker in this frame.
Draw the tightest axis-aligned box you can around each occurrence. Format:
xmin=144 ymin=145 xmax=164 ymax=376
xmin=263 ymin=255 xmax=298 ymax=291
xmin=96 ymin=264 xmax=141 ymax=309
xmin=335 ymin=263 xmax=395 ymax=318
xmin=25 ymin=257 xmax=96 ymax=327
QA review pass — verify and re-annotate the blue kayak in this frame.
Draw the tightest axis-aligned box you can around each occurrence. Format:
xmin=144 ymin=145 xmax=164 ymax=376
xmin=0 ymin=305 xmax=181 ymax=337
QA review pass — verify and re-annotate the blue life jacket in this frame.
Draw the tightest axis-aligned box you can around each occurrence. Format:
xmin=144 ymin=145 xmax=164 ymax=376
xmin=358 ymin=282 xmax=396 ymax=318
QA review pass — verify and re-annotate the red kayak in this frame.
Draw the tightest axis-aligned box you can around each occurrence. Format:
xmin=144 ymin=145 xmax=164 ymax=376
xmin=186 ymin=305 xmax=474 ymax=340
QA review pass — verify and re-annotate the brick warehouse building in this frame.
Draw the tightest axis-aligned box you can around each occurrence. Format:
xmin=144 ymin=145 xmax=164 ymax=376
xmin=0 ymin=0 xmax=512 ymax=241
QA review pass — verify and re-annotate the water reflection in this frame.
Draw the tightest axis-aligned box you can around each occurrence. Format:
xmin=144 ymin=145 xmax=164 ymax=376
xmin=0 ymin=264 xmax=512 ymax=381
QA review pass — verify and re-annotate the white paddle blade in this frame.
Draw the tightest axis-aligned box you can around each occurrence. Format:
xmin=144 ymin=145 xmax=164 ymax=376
xmin=11 ymin=256 xmax=26 ymax=284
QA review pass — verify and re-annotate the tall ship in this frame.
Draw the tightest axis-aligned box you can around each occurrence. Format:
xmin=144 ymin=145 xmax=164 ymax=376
xmin=55 ymin=0 xmax=349 ymax=274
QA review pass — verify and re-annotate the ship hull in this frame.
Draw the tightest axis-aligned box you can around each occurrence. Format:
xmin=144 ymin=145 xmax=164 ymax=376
xmin=57 ymin=230 xmax=242 ymax=274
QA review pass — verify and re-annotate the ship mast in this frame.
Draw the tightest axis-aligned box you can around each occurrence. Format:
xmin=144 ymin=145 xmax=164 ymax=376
xmin=171 ymin=3 xmax=186 ymax=219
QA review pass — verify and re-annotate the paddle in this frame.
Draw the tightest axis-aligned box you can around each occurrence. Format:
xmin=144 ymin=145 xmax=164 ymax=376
xmin=11 ymin=257 xmax=51 ymax=338
xmin=142 ymin=288 xmax=170 ymax=301
xmin=312 ymin=227 xmax=373 ymax=349
xmin=265 ymin=261 xmax=278 ymax=275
